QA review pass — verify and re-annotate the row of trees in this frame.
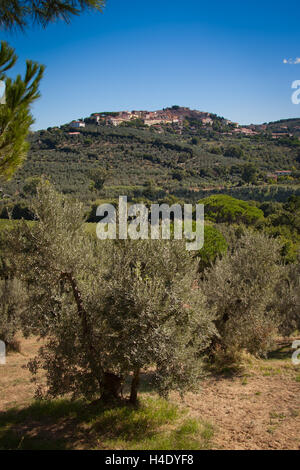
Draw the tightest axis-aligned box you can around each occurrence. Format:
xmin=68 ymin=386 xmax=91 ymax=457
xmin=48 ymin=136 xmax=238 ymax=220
xmin=1 ymin=182 xmax=299 ymax=403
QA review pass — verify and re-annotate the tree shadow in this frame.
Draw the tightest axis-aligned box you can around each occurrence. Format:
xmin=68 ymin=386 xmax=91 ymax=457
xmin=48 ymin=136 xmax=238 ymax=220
xmin=0 ymin=399 xmax=91 ymax=450
xmin=0 ymin=392 xmax=174 ymax=450
xmin=267 ymin=345 xmax=292 ymax=360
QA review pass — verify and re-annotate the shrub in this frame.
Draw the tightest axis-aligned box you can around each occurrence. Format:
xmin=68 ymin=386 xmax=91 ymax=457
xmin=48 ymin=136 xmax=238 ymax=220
xmin=276 ymin=253 xmax=300 ymax=336
xmin=224 ymin=145 xmax=243 ymax=159
xmin=202 ymin=231 xmax=283 ymax=365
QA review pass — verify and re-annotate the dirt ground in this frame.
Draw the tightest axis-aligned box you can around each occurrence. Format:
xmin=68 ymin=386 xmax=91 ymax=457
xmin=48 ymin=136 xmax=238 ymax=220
xmin=1 ymin=337 xmax=299 ymax=450
xmin=183 ymin=369 xmax=300 ymax=450
xmin=0 ymin=336 xmax=40 ymax=411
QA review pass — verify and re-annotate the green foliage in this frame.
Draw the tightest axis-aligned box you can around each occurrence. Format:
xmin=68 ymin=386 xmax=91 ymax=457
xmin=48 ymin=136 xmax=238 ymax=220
xmin=0 ymin=277 xmax=25 ymax=350
xmin=202 ymin=230 xmax=283 ymax=364
xmin=276 ymin=253 xmax=300 ymax=336
xmin=89 ymin=166 xmax=108 ymax=192
xmin=99 ymin=238 xmax=215 ymax=399
xmin=197 ymin=224 xmax=228 ymax=272
xmin=0 ymin=1 xmax=105 ymax=30
xmin=120 ymin=118 xmax=145 ymax=128
xmin=224 ymin=145 xmax=243 ymax=159
xmin=2 ymin=114 xmax=299 ymax=204
xmin=5 ymin=181 xmax=215 ymax=402
xmin=198 ymin=194 xmax=264 ymax=225
xmin=22 ymin=176 xmax=43 ymax=196
xmin=241 ymin=163 xmax=258 ymax=184
xmin=0 ymin=41 xmax=44 ymax=178
xmin=209 ymin=145 xmax=222 ymax=155
xmin=263 ymin=195 xmax=300 ymax=263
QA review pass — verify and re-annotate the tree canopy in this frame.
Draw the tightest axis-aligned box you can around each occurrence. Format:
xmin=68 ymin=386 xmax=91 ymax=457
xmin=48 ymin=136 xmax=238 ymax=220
xmin=0 ymin=1 xmax=104 ymax=30
xmin=4 ymin=181 xmax=216 ymax=403
xmin=0 ymin=41 xmax=44 ymax=178
xmin=197 ymin=224 xmax=228 ymax=272
xmin=198 ymin=194 xmax=264 ymax=225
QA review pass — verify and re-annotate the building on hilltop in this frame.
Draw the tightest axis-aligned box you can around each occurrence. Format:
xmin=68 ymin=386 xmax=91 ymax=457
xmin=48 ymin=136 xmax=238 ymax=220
xmin=201 ymin=117 xmax=213 ymax=125
xmin=275 ymin=170 xmax=292 ymax=176
xmin=70 ymin=120 xmax=85 ymax=128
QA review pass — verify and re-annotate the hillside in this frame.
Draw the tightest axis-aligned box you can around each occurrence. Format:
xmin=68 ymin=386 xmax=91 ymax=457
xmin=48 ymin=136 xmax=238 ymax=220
xmin=263 ymin=118 xmax=300 ymax=136
xmin=1 ymin=107 xmax=300 ymax=209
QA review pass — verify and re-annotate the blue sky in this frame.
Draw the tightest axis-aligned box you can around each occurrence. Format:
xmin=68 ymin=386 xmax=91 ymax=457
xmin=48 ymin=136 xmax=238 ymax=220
xmin=2 ymin=0 xmax=300 ymax=129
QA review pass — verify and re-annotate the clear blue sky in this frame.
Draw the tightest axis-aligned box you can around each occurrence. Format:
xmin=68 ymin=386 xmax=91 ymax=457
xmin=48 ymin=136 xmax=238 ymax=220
xmin=2 ymin=0 xmax=300 ymax=129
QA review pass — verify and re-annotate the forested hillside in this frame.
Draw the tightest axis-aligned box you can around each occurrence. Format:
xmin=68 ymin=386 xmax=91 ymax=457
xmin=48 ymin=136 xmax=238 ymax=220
xmin=1 ymin=108 xmax=300 ymax=215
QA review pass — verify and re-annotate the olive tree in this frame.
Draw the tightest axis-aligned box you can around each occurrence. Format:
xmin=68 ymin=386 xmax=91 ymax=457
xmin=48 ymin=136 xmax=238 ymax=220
xmin=0 ymin=277 xmax=26 ymax=350
xmin=202 ymin=230 xmax=283 ymax=365
xmin=276 ymin=253 xmax=300 ymax=336
xmin=6 ymin=181 xmax=215 ymax=402
xmin=94 ymin=238 xmax=216 ymax=402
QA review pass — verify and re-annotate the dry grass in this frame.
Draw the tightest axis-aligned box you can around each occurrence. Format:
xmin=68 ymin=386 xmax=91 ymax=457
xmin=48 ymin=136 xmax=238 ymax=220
xmin=0 ymin=336 xmax=42 ymax=411
xmin=0 ymin=337 xmax=299 ymax=450
xmin=0 ymin=337 xmax=213 ymax=450
xmin=180 ymin=345 xmax=300 ymax=450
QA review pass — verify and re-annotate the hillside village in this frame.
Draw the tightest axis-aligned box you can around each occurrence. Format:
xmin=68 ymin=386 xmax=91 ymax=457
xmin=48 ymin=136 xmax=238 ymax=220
xmin=70 ymin=107 xmax=216 ymax=130
xmin=0 ymin=105 xmax=298 ymax=214
xmin=68 ymin=106 xmax=299 ymax=141
xmin=89 ymin=107 xmax=214 ymax=127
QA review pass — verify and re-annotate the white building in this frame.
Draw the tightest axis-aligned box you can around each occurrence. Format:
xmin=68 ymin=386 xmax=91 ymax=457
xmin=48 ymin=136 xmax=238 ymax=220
xmin=70 ymin=121 xmax=86 ymax=128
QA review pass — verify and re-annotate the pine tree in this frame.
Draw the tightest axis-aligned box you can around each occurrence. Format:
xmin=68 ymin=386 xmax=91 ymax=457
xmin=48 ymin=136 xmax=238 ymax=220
xmin=0 ymin=41 xmax=44 ymax=178
xmin=0 ymin=1 xmax=104 ymax=178
xmin=0 ymin=1 xmax=105 ymax=30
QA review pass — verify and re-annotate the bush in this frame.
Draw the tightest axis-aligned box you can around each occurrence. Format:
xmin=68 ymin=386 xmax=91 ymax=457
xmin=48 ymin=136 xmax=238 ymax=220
xmin=202 ymin=231 xmax=283 ymax=365
xmin=224 ymin=145 xmax=243 ymax=159
xmin=276 ymin=253 xmax=300 ymax=336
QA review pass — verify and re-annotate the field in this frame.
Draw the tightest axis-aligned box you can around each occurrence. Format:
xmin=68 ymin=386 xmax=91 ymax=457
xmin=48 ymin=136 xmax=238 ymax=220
xmin=1 ymin=337 xmax=299 ymax=450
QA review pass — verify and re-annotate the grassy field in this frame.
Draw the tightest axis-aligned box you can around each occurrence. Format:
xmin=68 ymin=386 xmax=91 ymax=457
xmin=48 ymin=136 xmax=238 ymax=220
xmin=0 ymin=337 xmax=213 ymax=450
xmin=0 ymin=337 xmax=299 ymax=450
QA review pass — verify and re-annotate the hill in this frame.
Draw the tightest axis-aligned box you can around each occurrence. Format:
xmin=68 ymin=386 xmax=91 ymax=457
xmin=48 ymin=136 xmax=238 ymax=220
xmin=263 ymin=118 xmax=300 ymax=136
xmin=1 ymin=107 xmax=300 ymax=211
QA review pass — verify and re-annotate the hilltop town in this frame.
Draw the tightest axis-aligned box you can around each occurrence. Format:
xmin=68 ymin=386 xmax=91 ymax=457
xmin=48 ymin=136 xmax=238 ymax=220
xmin=88 ymin=107 xmax=215 ymax=127
xmin=0 ymin=104 xmax=298 ymax=213
xmin=67 ymin=106 xmax=300 ymax=141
